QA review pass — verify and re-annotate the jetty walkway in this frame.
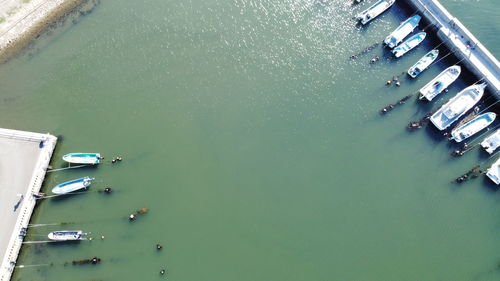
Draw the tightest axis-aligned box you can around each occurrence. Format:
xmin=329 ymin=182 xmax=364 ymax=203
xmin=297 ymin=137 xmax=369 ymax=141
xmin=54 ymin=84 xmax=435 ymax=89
xmin=407 ymin=0 xmax=500 ymax=96
xmin=0 ymin=128 xmax=56 ymax=281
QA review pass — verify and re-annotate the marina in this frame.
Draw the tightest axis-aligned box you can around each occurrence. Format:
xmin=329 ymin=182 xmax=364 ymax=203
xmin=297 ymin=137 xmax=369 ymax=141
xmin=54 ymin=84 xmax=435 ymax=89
xmin=0 ymin=0 xmax=499 ymax=280
xmin=406 ymin=0 xmax=500 ymax=95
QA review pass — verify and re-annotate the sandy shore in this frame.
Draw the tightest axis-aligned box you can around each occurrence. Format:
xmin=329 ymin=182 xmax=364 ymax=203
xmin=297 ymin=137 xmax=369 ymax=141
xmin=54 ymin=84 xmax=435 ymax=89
xmin=0 ymin=0 xmax=92 ymax=64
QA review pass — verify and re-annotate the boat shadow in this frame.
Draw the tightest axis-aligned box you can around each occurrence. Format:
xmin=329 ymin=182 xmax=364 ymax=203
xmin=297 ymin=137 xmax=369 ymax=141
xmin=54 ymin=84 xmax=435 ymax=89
xmin=481 ymin=176 xmax=499 ymax=193
xmin=47 ymin=240 xmax=84 ymax=248
xmin=48 ymin=190 xmax=91 ymax=203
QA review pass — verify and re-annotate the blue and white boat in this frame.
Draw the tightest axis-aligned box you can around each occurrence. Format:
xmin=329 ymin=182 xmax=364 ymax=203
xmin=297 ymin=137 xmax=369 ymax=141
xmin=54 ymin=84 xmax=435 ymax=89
xmin=407 ymin=49 xmax=439 ymax=78
xmin=430 ymin=83 xmax=487 ymax=131
xmin=48 ymin=230 xmax=87 ymax=241
xmin=450 ymin=112 xmax=496 ymax=142
xmin=392 ymin=32 xmax=426 ymax=58
xmin=481 ymin=129 xmax=500 ymax=154
xmin=63 ymin=153 xmax=101 ymax=165
xmin=51 ymin=177 xmax=94 ymax=195
xmin=384 ymin=15 xmax=421 ymax=48
xmin=356 ymin=0 xmax=395 ymax=25
xmin=419 ymin=65 xmax=461 ymax=101
xmin=486 ymin=158 xmax=500 ymax=185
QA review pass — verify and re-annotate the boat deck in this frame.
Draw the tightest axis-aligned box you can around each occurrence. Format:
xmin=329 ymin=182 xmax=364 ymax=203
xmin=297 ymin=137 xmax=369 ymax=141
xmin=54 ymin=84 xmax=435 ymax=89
xmin=0 ymin=128 xmax=57 ymax=281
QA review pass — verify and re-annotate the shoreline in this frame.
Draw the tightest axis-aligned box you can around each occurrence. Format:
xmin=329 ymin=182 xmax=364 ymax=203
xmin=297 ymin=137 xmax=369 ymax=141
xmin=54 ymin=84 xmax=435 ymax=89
xmin=0 ymin=0 xmax=95 ymax=64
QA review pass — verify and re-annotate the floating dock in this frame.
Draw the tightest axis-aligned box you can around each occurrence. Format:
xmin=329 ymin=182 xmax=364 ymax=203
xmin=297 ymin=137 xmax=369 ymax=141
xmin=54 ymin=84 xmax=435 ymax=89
xmin=406 ymin=0 xmax=500 ymax=96
xmin=0 ymin=128 xmax=57 ymax=281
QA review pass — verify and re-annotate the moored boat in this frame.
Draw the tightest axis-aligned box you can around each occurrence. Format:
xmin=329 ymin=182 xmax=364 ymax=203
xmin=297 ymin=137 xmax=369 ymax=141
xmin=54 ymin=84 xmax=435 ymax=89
xmin=486 ymin=158 xmax=500 ymax=185
xmin=481 ymin=129 xmax=500 ymax=154
xmin=407 ymin=49 xmax=439 ymax=78
xmin=450 ymin=112 xmax=496 ymax=142
xmin=51 ymin=177 xmax=94 ymax=195
xmin=48 ymin=230 xmax=87 ymax=241
xmin=62 ymin=153 xmax=102 ymax=165
xmin=430 ymin=83 xmax=487 ymax=131
xmin=392 ymin=32 xmax=426 ymax=58
xmin=419 ymin=65 xmax=461 ymax=101
xmin=356 ymin=0 xmax=395 ymax=25
xmin=384 ymin=15 xmax=421 ymax=48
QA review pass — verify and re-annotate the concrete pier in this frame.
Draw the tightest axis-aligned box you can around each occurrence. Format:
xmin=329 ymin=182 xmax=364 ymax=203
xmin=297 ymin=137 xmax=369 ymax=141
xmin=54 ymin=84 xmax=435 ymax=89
xmin=406 ymin=0 xmax=500 ymax=96
xmin=0 ymin=128 xmax=56 ymax=281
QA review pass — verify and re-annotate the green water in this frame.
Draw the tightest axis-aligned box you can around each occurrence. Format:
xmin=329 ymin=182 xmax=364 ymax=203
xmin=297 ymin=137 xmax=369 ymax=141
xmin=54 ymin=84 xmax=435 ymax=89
xmin=1 ymin=0 xmax=499 ymax=280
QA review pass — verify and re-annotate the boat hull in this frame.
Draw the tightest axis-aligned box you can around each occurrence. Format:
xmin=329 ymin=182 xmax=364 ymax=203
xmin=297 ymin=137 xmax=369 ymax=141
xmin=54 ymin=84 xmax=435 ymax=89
xmin=486 ymin=158 xmax=500 ymax=185
xmin=48 ymin=230 xmax=85 ymax=241
xmin=450 ymin=112 xmax=496 ymax=142
xmin=62 ymin=153 xmax=101 ymax=165
xmin=392 ymin=32 xmax=426 ymax=58
xmin=481 ymin=129 xmax=500 ymax=154
xmin=407 ymin=49 xmax=439 ymax=78
xmin=356 ymin=0 xmax=395 ymax=25
xmin=384 ymin=15 xmax=421 ymax=48
xmin=430 ymin=83 xmax=487 ymax=131
xmin=51 ymin=177 xmax=94 ymax=195
xmin=419 ymin=66 xmax=461 ymax=101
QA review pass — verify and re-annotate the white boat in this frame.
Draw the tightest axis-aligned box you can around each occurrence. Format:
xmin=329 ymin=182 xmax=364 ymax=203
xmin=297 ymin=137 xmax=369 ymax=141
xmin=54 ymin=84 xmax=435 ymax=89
xmin=356 ymin=0 xmax=395 ymax=25
xmin=48 ymin=230 xmax=87 ymax=241
xmin=481 ymin=129 xmax=500 ymax=154
xmin=419 ymin=65 xmax=461 ymax=101
xmin=450 ymin=112 xmax=496 ymax=142
xmin=486 ymin=158 xmax=500 ymax=185
xmin=430 ymin=83 xmax=487 ymax=131
xmin=62 ymin=153 xmax=101 ymax=165
xmin=407 ymin=49 xmax=439 ymax=78
xmin=392 ymin=32 xmax=426 ymax=58
xmin=384 ymin=15 xmax=421 ymax=48
xmin=51 ymin=177 xmax=94 ymax=195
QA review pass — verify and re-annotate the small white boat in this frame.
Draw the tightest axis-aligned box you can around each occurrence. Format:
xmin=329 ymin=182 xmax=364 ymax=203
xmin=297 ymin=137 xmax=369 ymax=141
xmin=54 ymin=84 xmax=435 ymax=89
xmin=430 ymin=83 xmax=487 ymax=131
xmin=481 ymin=129 xmax=500 ymax=154
xmin=384 ymin=15 xmax=421 ymax=48
xmin=486 ymin=158 xmax=500 ymax=185
xmin=51 ymin=177 xmax=94 ymax=195
xmin=356 ymin=0 xmax=395 ymax=25
xmin=48 ymin=230 xmax=87 ymax=241
xmin=407 ymin=49 xmax=439 ymax=78
xmin=62 ymin=153 xmax=101 ymax=165
xmin=450 ymin=112 xmax=496 ymax=142
xmin=419 ymin=65 xmax=461 ymax=101
xmin=392 ymin=32 xmax=426 ymax=58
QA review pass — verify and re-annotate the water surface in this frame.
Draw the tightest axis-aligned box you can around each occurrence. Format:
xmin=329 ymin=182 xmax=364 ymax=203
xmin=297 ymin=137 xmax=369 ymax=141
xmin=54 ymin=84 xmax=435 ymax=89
xmin=0 ymin=1 xmax=499 ymax=280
